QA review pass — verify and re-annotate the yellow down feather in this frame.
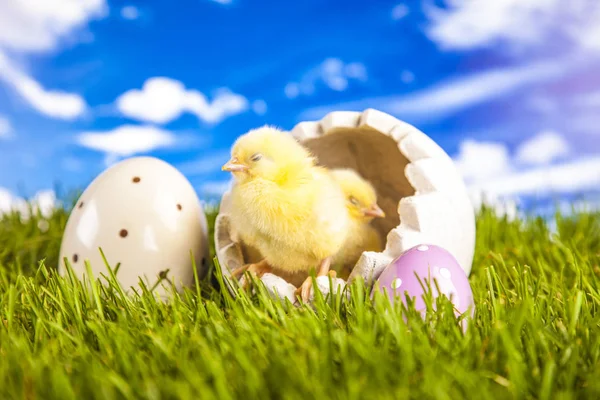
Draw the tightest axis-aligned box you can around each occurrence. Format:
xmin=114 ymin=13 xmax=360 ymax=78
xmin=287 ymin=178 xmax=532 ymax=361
xmin=225 ymin=126 xmax=350 ymax=274
xmin=329 ymin=168 xmax=385 ymax=278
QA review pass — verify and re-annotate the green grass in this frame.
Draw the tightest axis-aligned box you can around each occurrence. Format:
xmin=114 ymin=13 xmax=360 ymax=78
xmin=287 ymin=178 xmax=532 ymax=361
xmin=0 ymin=201 xmax=599 ymax=400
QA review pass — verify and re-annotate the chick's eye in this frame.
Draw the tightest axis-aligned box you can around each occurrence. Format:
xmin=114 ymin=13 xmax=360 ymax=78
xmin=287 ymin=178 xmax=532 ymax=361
xmin=349 ymin=196 xmax=360 ymax=206
xmin=250 ymin=153 xmax=263 ymax=162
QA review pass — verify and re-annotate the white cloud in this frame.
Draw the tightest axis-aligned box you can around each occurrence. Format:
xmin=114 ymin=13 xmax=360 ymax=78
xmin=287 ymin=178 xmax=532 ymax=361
xmin=76 ymin=125 xmax=176 ymax=157
xmin=469 ymin=156 xmax=600 ymax=197
xmin=189 ymin=88 xmax=248 ymax=123
xmin=453 ymin=139 xmax=512 ymax=181
xmin=385 ymin=61 xmax=565 ymax=120
xmin=392 ymin=4 xmax=410 ymax=20
xmin=0 ymin=188 xmax=14 ymax=214
xmin=0 ymin=115 xmax=12 ymax=139
xmin=460 ymin=151 xmax=600 ymax=221
xmin=252 ymin=99 xmax=267 ymax=116
xmin=343 ymin=62 xmax=367 ymax=82
xmin=0 ymin=0 xmax=107 ymax=53
xmin=284 ymin=83 xmax=300 ymax=99
xmin=177 ymin=150 xmax=231 ymax=176
xmin=0 ymin=187 xmax=56 ymax=218
xmin=453 ymin=133 xmax=599 ymax=216
xmin=33 ymin=190 xmax=57 ymax=217
xmin=199 ymin=180 xmax=233 ymax=197
xmin=468 ymin=190 xmax=520 ymax=221
xmin=116 ymin=78 xmax=187 ymax=124
xmin=116 ymin=77 xmax=249 ymax=124
xmin=0 ymin=0 xmax=101 ymax=120
xmin=454 ymin=140 xmax=599 ymax=197
xmin=0 ymin=50 xmax=87 ymax=119
xmin=526 ymin=94 xmax=600 ymax=148
xmin=514 ymin=130 xmax=571 ymax=166
xmin=285 ymin=58 xmax=367 ymax=99
xmin=121 ymin=6 xmax=139 ymax=20
xmin=538 ymin=197 xmax=600 ymax=222
xmin=424 ymin=0 xmax=600 ymax=52
xmin=301 ymin=59 xmax=566 ymax=122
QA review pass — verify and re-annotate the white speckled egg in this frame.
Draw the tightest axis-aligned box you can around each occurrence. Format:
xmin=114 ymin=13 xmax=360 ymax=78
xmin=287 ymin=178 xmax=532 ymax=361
xmin=58 ymin=156 xmax=209 ymax=297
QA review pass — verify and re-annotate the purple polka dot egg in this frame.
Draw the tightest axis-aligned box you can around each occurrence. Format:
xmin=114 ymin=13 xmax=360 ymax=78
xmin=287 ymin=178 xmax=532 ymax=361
xmin=373 ymin=244 xmax=475 ymax=321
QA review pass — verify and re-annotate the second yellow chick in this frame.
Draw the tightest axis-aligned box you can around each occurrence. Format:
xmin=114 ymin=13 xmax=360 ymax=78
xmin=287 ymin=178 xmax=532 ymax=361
xmin=329 ymin=168 xmax=386 ymax=279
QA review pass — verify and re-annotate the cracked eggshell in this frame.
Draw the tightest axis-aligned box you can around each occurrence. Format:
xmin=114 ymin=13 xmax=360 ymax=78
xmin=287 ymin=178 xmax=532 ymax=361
xmin=58 ymin=156 xmax=209 ymax=297
xmin=307 ymin=275 xmax=347 ymax=303
xmin=256 ymin=273 xmax=298 ymax=305
xmin=215 ymin=108 xmax=475 ymax=304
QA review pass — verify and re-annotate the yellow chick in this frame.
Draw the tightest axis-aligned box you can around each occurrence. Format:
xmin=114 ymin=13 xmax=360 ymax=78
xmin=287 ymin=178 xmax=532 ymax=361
xmin=222 ymin=126 xmax=350 ymax=302
xmin=329 ymin=168 xmax=385 ymax=279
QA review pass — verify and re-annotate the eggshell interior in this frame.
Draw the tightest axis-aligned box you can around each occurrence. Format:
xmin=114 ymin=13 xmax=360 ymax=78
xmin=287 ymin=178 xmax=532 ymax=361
xmin=58 ymin=156 xmax=209 ymax=297
xmin=300 ymin=125 xmax=414 ymax=239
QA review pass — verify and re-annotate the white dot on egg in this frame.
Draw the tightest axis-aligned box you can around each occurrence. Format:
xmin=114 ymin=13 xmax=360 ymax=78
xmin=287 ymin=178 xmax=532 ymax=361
xmin=391 ymin=278 xmax=403 ymax=289
xmin=417 ymin=245 xmax=429 ymax=252
xmin=439 ymin=267 xmax=451 ymax=279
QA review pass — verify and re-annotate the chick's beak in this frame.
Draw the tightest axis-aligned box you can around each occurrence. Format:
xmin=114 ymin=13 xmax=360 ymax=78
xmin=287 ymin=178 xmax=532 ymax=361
xmin=222 ymin=157 xmax=249 ymax=172
xmin=363 ymin=204 xmax=386 ymax=218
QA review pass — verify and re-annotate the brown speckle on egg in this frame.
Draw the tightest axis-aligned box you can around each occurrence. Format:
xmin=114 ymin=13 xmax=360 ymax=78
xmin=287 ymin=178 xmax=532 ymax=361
xmin=73 ymin=254 xmax=79 ymax=263
xmin=78 ymin=202 xmax=84 ymax=209
xmin=119 ymin=229 xmax=128 ymax=238
xmin=132 ymin=176 xmax=141 ymax=183
xmin=177 ymin=204 xmax=182 ymax=211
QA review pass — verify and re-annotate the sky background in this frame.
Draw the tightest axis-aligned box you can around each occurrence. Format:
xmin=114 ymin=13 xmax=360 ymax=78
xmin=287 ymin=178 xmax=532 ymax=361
xmin=1 ymin=0 xmax=599 ymax=217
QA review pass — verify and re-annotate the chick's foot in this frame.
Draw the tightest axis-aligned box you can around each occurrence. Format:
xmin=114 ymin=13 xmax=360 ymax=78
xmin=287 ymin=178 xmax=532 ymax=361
xmin=230 ymin=264 xmax=250 ymax=279
xmin=296 ymin=277 xmax=314 ymax=304
xmin=247 ymin=261 xmax=273 ymax=277
xmin=295 ymin=257 xmax=333 ymax=303
xmin=232 ymin=260 xmax=273 ymax=289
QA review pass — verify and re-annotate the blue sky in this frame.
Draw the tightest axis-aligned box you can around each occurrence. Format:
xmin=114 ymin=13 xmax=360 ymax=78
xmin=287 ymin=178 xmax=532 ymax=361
xmin=1 ymin=0 xmax=599 ymax=215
